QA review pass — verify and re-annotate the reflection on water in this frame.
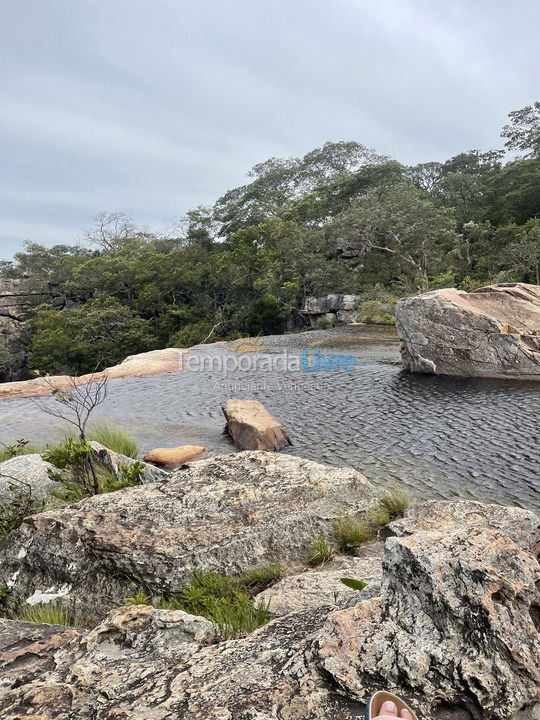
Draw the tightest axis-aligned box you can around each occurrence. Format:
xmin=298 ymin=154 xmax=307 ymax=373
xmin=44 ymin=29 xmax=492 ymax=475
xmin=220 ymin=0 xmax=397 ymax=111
xmin=1 ymin=326 xmax=539 ymax=510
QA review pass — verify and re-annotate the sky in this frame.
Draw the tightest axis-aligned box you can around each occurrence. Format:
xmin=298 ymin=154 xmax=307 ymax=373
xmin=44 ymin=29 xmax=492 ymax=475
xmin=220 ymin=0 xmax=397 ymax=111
xmin=1 ymin=0 xmax=539 ymax=260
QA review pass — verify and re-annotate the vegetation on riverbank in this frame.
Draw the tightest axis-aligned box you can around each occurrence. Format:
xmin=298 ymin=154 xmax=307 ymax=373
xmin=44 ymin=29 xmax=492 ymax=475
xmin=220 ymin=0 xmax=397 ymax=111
xmin=1 ymin=101 xmax=539 ymax=378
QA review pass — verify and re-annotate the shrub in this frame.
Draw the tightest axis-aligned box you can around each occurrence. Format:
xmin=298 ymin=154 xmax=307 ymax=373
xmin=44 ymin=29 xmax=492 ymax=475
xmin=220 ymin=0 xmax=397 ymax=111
xmin=380 ymin=484 xmax=411 ymax=520
xmin=124 ymin=590 xmax=153 ymax=605
xmin=87 ymin=424 xmax=139 ymax=459
xmin=355 ymin=299 xmax=396 ymax=325
xmin=0 ymin=439 xmax=41 ymax=463
xmin=306 ymin=536 xmax=334 ymax=566
xmin=15 ymin=601 xmax=82 ymax=627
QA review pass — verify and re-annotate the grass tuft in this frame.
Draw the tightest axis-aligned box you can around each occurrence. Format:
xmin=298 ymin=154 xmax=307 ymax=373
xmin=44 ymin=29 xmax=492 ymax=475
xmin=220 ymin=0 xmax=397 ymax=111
xmin=334 ymin=516 xmax=376 ymax=553
xmin=237 ymin=562 xmax=285 ymax=594
xmin=306 ymin=536 xmax=334 ymax=566
xmin=380 ymin=484 xmax=411 ymax=520
xmin=15 ymin=601 xmax=83 ymax=627
xmin=87 ymin=424 xmax=139 ymax=459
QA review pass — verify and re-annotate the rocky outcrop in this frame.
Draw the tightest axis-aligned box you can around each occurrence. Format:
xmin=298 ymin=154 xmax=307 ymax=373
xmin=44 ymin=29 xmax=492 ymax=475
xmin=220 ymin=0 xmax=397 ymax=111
xmin=301 ymin=294 xmax=361 ymax=327
xmin=395 ymin=283 xmax=540 ymax=379
xmin=0 ymin=347 xmax=188 ymax=399
xmin=88 ymin=441 xmax=169 ymax=483
xmin=0 ymin=497 xmax=539 ymax=719
xmin=222 ymin=399 xmax=292 ymax=451
xmin=0 ymin=278 xmax=56 ymax=381
xmin=143 ymin=444 xmax=205 ymax=468
xmin=0 ymin=452 xmax=377 ymax=623
xmin=0 ymin=454 xmax=58 ymax=512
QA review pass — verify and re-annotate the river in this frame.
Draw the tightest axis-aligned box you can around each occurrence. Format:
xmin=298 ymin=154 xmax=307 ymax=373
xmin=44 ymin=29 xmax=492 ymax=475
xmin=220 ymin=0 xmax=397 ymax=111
xmin=1 ymin=326 xmax=539 ymax=510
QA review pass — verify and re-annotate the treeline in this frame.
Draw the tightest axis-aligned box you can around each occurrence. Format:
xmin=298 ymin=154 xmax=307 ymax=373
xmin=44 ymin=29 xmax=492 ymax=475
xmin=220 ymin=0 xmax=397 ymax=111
xmin=1 ymin=101 xmax=539 ymax=377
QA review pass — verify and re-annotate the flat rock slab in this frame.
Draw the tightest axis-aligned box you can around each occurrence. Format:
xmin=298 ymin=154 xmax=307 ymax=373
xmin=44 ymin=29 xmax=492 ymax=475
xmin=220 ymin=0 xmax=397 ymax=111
xmin=222 ymin=398 xmax=292 ymax=450
xmin=143 ymin=444 xmax=205 ymax=468
xmin=395 ymin=282 xmax=540 ymax=379
xmin=0 ymin=451 xmax=377 ymax=623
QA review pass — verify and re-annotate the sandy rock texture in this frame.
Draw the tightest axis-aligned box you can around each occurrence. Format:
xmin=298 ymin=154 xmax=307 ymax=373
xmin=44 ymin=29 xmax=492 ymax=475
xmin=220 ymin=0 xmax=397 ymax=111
xmin=395 ymin=283 xmax=540 ymax=379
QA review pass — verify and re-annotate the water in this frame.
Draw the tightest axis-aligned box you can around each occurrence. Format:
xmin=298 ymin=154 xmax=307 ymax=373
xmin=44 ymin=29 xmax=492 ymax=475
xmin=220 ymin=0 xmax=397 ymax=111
xmin=1 ymin=326 xmax=539 ymax=510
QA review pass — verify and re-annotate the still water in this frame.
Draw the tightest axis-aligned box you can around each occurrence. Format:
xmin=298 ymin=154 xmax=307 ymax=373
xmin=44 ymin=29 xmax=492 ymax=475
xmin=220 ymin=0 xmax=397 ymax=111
xmin=1 ymin=327 xmax=539 ymax=510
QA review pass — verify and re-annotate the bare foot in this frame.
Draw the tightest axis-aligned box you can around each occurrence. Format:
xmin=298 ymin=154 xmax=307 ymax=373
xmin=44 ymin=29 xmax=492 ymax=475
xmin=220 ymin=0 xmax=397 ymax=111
xmin=373 ymin=700 xmax=413 ymax=720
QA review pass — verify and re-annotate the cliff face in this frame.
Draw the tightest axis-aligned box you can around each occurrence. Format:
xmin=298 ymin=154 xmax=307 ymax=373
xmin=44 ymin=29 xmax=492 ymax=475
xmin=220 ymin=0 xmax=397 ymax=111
xmin=0 ymin=278 xmax=56 ymax=380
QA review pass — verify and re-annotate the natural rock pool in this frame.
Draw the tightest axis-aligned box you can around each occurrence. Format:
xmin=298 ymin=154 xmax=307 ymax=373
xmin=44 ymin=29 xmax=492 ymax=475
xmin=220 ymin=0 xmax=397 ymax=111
xmin=1 ymin=326 xmax=539 ymax=509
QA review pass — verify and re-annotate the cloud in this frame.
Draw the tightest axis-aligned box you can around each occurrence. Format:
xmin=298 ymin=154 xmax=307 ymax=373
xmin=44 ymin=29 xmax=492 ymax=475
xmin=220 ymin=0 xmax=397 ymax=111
xmin=0 ymin=0 xmax=538 ymax=259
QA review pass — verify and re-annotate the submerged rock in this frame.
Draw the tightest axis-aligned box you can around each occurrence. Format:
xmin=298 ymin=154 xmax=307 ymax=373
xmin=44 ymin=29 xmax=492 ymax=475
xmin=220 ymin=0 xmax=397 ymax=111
xmin=0 ymin=451 xmax=377 ymax=622
xmin=395 ymin=282 xmax=540 ymax=379
xmin=222 ymin=398 xmax=292 ymax=451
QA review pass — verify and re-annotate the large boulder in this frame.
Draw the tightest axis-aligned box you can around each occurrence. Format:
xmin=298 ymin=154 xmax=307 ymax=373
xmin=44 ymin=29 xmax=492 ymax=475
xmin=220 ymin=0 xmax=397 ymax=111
xmin=395 ymin=283 xmax=540 ymax=379
xmin=222 ymin=398 xmax=291 ymax=450
xmin=0 ymin=451 xmax=377 ymax=622
xmin=1 ymin=501 xmax=539 ymax=719
xmin=0 ymin=454 xmax=58 ymax=512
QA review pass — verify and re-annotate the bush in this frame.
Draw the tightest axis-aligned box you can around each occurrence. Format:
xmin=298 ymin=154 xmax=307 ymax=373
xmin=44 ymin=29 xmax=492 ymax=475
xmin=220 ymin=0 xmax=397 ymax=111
xmin=88 ymin=424 xmax=139 ymax=459
xmin=0 ymin=439 xmax=42 ymax=463
xmin=306 ymin=536 xmax=334 ymax=566
xmin=355 ymin=299 xmax=396 ymax=325
xmin=15 ymin=601 xmax=83 ymax=627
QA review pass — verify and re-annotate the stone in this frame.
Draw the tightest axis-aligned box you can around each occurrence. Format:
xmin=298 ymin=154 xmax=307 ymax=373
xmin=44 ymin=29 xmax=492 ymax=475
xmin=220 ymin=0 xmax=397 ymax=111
xmin=222 ymin=399 xmax=291 ymax=451
xmin=254 ymin=548 xmax=383 ymax=615
xmin=386 ymin=498 xmax=540 ymax=554
xmin=0 ymin=454 xmax=58 ymax=511
xmin=395 ymin=282 xmax=540 ymax=379
xmin=1 ymin=502 xmax=539 ymax=719
xmin=0 ymin=451 xmax=377 ymax=623
xmin=88 ymin=441 xmax=168 ymax=483
xmin=301 ymin=293 xmax=361 ymax=327
xmin=143 ymin=444 xmax=205 ymax=467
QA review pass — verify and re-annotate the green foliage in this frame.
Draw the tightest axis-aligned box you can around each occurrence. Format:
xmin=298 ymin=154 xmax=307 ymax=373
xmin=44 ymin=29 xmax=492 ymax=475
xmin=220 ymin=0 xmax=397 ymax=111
xmin=355 ymin=299 xmax=396 ymax=325
xmin=307 ymin=536 xmax=334 ymax=566
xmin=339 ymin=577 xmax=368 ymax=591
xmin=0 ymin=585 xmax=11 ymax=604
xmin=0 ymin=488 xmax=37 ymax=542
xmin=0 ymin=439 xmax=41 ymax=463
xmin=2 ymin=101 xmax=540 ymax=379
xmin=15 ymin=601 xmax=82 ymax=627
xmin=87 ymin=424 xmax=139 ymax=459
xmin=123 ymin=564 xmax=283 ymax=640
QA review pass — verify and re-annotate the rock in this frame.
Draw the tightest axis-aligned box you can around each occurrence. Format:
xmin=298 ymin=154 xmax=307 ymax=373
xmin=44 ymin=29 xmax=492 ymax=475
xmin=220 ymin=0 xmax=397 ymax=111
xmin=254 ymin=549 xmax=383 ymax=615
xmin=222 ymin=399 xmax=291 ymax=451
xmin=0 ymin=618 xmax=82 ymax=693
xmin=395 ymin=282 xmax=540 ymax=379
xmin=0 ymin=451 xmax=377 ymax=623
xmin=143 ymin=444 xmax=205 ymax=468
xmin=318 ymin=526 xmax=540 ymax=719
xmin=88 ymin=441 xmax=168 ymax=483
xmin=302 ymin=294 xmax=361 ymax=326
xmin=82 ymin=604 xmax=215 ymax=662
xmin=0 ymin=347 xmax=188 ymax=399
xmin=386 ymin=499 xmax=540 ymax=553
xmin=1 ymin=502 xmax=539 ymax=719
xmin=0 ymin=454 xmax=58 ymax=511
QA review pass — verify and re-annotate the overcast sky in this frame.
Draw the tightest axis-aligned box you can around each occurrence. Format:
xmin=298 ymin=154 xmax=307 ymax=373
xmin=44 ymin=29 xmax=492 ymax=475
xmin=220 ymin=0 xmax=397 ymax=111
xmin=1 ymin=0 xmax=538 ymax=260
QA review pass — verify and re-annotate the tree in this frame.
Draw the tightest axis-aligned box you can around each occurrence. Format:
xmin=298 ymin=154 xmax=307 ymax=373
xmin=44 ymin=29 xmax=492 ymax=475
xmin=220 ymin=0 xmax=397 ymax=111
xmin=501 ymin=101 xmax=540 ymax=158
xmin=29 ymin=295 xmax=157 ymax=374
xmin=84 ymin=212 xmax=140 ymax=251
xmin=498 ymin=220 xmax=540 ymax=284
xmin=331 ymin=183 xmax=457 ymax=290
